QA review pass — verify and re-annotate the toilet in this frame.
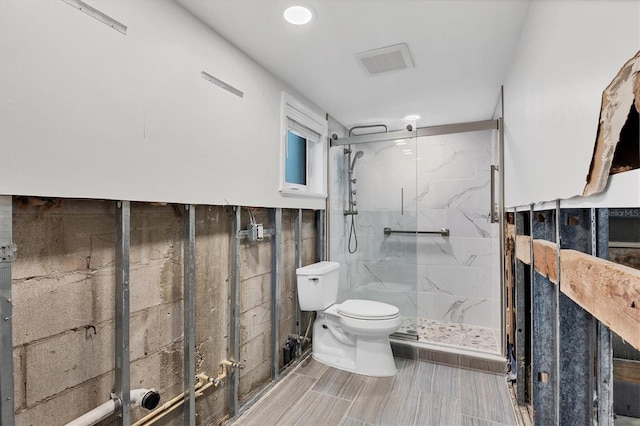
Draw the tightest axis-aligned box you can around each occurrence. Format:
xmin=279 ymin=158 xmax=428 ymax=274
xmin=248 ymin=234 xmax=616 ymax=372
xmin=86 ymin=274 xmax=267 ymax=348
xmin=296 ymin=261 xmax=400 ymax=377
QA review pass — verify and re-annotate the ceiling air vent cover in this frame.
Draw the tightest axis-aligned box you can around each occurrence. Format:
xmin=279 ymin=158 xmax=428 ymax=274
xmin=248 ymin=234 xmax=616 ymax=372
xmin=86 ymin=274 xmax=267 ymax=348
xmin=356 ymin=43 xmax=414 ymax=76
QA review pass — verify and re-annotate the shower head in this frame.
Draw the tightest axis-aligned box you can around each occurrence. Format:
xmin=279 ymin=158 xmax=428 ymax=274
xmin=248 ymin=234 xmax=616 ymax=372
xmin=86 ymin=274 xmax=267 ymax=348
xmin=350 ymin=151 xmax=364 ymax=172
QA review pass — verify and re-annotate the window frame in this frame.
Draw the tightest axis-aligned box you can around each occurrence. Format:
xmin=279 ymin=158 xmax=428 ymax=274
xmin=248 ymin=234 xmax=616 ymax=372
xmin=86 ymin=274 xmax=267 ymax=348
xmin=280 ymin=92 xmax=327 ymax=198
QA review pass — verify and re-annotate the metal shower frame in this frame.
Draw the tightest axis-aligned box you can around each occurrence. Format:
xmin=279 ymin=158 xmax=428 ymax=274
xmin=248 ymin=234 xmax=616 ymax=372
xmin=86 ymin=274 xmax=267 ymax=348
xmin=330 ymin=117 xmax=506 ymax=357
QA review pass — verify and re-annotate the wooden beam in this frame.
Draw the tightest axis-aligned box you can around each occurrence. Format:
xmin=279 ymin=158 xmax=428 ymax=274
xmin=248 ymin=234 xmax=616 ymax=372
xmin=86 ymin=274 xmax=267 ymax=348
xmin=613 ymin=358 xmax=640 ymax=384
xmin=533 ymin=239 xmax=558 ymax=284
xmin=508 ymin=232 xmax=640 ymax=350
xmin=610 ymin=247 xmax=640 ymax=270
xmin=583 ymin=50 xmax=640 ymax=196
xmin=515 ymin=235 xmax=532 ymax=265
xmin=560 ymin=249 xmax=640 ymax=351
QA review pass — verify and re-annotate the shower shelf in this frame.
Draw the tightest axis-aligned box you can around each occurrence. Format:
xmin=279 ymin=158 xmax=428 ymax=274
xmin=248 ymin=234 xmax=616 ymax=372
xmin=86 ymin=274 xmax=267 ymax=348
xmin=383 ymin=227 xmax=450 ymax=237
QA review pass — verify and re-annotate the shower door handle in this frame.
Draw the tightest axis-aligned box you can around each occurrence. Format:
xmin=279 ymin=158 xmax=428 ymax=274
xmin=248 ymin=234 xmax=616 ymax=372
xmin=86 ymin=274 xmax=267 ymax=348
xmin=490 ymin=165 xmax=499 ymax=223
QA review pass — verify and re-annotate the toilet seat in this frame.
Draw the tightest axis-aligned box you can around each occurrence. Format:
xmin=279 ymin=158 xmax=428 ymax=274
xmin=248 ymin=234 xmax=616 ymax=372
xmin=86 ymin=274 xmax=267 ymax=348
xmin=337 ymin=299 xmax=399 ymax=320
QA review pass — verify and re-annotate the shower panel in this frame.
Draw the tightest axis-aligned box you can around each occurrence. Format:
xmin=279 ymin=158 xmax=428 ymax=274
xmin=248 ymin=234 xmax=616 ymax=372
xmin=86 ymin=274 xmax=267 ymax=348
xmin=344 ymin=148 xmax=365 ymax=253
xmin=344 ymin=148 xmax=364 ymax=216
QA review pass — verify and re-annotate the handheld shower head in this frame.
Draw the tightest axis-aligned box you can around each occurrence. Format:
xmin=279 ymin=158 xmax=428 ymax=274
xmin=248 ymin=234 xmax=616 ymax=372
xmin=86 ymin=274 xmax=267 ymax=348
xmin=350 ymin=151 xmax=364 ymax=172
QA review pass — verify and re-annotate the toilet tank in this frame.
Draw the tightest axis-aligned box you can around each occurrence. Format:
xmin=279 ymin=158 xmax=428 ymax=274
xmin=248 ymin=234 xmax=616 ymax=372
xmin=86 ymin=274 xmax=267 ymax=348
xmin=296 ymin=261 xmax=340 ymax=311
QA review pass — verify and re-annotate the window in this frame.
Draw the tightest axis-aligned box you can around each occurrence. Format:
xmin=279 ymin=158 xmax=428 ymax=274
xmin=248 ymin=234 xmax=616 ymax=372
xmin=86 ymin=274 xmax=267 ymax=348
xmin=280 ymin=92 xmax=327 ymax=197
xmin=285 ymin=130 xmax=307 ymax=185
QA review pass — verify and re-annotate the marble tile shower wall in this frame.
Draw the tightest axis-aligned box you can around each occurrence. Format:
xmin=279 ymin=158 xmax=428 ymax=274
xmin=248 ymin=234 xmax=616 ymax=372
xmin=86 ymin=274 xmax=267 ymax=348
xmin=329 ymin=130 xmax=499 ymax=333
xmin=412 ymin=131 xmax=500 ymax=331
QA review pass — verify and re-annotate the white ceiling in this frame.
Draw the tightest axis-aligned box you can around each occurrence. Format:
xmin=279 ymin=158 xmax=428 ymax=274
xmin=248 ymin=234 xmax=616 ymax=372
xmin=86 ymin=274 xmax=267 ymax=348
xmin=177 ymin=0 xmax=530 ymax=131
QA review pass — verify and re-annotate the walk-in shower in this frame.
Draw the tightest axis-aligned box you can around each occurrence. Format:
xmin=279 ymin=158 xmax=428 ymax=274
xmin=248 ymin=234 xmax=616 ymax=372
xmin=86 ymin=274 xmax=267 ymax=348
xmin=329 ymin=119 xmax=505 ymax=357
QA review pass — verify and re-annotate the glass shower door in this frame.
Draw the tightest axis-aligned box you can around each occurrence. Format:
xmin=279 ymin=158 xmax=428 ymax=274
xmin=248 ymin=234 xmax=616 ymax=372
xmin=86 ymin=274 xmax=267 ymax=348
xmin=414 ymin=130 xmax=501 ymax=352
xmin=329 ymin=125 xmax=501 ymax=351
xmin=346 ymin=134 xmax=419 ymax=339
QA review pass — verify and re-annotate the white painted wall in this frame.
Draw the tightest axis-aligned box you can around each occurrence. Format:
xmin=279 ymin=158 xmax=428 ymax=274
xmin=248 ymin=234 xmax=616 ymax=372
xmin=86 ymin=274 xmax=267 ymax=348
xmin=503 ymin=0 xmax=640 ymax=208
xmin=0 ymin=0 xmax=326 ymax=209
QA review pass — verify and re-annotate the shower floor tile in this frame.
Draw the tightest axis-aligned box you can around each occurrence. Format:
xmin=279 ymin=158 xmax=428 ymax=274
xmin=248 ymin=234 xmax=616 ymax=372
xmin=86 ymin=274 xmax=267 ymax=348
xmin=397 ymin=317 xmax=500 ymax=354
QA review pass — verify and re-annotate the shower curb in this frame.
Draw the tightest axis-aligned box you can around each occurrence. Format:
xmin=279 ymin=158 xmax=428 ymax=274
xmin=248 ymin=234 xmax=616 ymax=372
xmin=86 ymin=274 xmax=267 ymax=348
xmin=391 ymin=341 xmax=508 ymax=374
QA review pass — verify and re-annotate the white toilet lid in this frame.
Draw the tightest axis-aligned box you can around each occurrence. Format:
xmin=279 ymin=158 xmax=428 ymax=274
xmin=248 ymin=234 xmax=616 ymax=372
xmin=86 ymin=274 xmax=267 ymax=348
xmin=337 ymin=299 xmax=400 ymax=320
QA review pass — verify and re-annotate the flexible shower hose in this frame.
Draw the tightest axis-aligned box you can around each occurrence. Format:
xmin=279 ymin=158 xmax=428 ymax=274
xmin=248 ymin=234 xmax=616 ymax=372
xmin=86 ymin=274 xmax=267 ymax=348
xmin=348 ymin=214 xmax=358 ymax=253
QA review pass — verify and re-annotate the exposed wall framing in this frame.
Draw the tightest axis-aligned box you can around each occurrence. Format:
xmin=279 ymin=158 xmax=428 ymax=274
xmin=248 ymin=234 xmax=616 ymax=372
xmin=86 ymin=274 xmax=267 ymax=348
xmin=229 ymin=206 xmax=242 ymax=418
xmin=0 ymin=196 xmax=15 ymax=426
xmin=505 ymin=213 xmax=515 ymax=360
xmin=294 ymin=209 xmax=302 ymax=356
xmin=531 ymin=209 xmax=558 ymax=425
xmin=516 ymin=214 xmax=639 ymax=350
xmin=513 ymin=210 xmax=530 ymax=408
xmin=270 ymin=208 xmax=282 ymax=380
xmin=511 ymin=206 xmax=640 ymax=424
xmin=558 ymin=209 xmax=595 ymax=425
xmin=115 ymin=201 xmax=131 ymax=425
xmin=1 ymin=199 xmax=320 ymax=425
xmin=183 ymin=204 xmax=196 ymax=425
xmin=595 ymin=208 xmax=614 ymax=426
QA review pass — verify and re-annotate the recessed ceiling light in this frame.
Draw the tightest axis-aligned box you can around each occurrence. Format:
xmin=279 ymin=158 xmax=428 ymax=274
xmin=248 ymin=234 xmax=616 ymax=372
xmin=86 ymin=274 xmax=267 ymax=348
xmin=395 ymin=139 xmax=406 ymax=145
xmin=404 ymin=114 xmax=420 ymax=121
xmin=284 ymin=5 xmax=314 ymax=25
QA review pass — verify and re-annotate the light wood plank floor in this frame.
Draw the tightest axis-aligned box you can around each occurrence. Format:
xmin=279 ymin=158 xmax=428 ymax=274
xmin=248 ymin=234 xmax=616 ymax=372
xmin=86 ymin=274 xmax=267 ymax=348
xmin=233 ymin=357 xmax=518 ymax=426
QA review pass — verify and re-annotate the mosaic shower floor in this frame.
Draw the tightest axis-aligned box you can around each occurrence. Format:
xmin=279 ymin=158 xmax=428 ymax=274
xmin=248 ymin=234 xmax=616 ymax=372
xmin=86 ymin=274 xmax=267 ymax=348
xmin=396 ymin=317 xmax=500 ymax=354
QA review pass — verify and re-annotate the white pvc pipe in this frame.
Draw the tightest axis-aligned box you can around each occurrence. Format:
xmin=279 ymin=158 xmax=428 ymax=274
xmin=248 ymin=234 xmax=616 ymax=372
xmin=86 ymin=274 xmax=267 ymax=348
xmin=65 ymin=389 xmax=156 ymax=426
xmin=131 ymin=383 xmax=203 ymax=426
xmin=65 ymin=399 xmax=117 ymax=426
xmin=130 ymin=388 xmax=154 ymax=407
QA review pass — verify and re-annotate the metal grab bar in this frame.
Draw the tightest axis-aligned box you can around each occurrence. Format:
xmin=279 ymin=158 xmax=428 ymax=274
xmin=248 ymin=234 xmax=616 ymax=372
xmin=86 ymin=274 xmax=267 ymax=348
xmin=490 ymin=165 xmax=499 ymax=223
xmin=383 ymin=227 xmax=450 ymax=237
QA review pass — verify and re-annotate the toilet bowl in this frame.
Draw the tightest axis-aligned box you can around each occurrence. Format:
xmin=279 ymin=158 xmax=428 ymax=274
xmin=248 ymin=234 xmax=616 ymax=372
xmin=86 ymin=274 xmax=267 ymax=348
xmin=296 ymin=262 xmax=400 ymax=377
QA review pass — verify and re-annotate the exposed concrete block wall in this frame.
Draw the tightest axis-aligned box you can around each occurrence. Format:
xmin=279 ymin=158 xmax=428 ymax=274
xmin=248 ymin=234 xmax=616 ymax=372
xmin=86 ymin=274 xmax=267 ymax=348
xmin=238 ymin=208 xmax=273 ymax=402
xmin=279 ymin=210 xmax=317 ymax=369
xmin=236 ymin=208 xmax=317 ymax=403
xmin=12 ymin=200 xmax=186 ymax=425
xmin=299 ymin=210 xmax=319 ymax=353
xmin=9 ymin=200 xmax=317 ymax=425
xmin=193 ymin=206 xmax=233 ymax=425
xmin=280 ymin=209 xmax=298 ymax=365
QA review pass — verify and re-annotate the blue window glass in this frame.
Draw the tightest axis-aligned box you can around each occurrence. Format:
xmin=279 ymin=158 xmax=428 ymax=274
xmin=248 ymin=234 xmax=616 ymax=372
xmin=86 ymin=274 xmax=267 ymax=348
xmin=285 ymin=130 xmax=306 ymax=185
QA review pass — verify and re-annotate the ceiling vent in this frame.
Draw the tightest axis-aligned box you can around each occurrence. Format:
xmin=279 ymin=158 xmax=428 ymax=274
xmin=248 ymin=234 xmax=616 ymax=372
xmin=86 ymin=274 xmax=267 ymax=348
xmin=356 ymin=43 xmax=414 ymax=76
